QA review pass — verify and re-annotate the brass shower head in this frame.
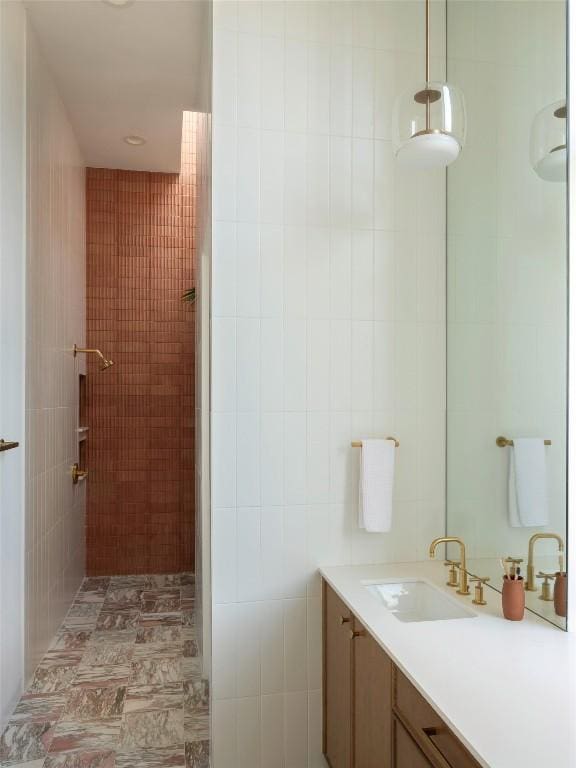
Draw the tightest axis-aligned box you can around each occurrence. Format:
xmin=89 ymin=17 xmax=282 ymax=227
xmin=73 ymin=344 xmax=114 ymax=371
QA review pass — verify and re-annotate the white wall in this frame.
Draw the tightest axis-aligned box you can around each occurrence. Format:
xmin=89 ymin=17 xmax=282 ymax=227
xmin=25 ymin=24 xmax=86 ymax=679
xmin=0 ymin=0 xmax=27 ymax=729
xmin=210 ymin=1 xmax=446 ymax=765
xmin=446 ymin=1 xmax=567 ymax=559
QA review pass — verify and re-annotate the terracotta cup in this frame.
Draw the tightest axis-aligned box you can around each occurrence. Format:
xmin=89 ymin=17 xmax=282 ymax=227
xmin=502 ymin=577 xmax=525 ymax=621
xmin=554 ymin=572 xmax=567 ymax=618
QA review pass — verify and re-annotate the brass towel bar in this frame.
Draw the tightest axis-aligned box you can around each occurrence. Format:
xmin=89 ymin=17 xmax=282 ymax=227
xmin=496 ymin=436 xmax=551 ymax=448
xmin=351 ymin=437 xmax=400 ymax=448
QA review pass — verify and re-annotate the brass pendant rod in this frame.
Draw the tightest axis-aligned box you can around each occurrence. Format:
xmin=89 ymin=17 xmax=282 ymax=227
xmin=425 ymin=0 xmax=430 ymax=129
xmin=425 ymin=0 xmax=430 ymax=83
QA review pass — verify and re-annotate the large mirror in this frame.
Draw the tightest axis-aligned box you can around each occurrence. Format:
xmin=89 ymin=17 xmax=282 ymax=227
xmin=446 ymin=0 xmax=568 ymax=628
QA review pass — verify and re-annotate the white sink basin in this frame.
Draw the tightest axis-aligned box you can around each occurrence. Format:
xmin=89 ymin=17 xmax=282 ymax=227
xmin=364 ymin=579 xmax=476 ymax=623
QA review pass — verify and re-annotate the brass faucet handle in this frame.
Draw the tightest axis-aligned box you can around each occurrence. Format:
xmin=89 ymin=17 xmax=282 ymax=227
xmin=470 ymin=576 xmax=490 ymax=606
xmin=536 ymin=572 xmax=556 ymax=602
xmin=444 ymin=560 xmax=460 ymax=588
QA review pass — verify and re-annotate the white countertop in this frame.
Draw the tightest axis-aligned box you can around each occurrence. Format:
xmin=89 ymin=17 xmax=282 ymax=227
xmin=320 ymin=561 xmax=576 ymax=768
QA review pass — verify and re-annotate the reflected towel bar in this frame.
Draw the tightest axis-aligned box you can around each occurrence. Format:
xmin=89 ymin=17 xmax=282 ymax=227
xmin=496 ymin=436 xmax=551 ymax=447
xmin=351 ymin=437 xmax=400 ymax=448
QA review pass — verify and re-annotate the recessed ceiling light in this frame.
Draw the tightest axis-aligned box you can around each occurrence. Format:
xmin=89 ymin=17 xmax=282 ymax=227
xmin=103 ymin=0 xmax=134 ymax=7
xmin=123 ymin=135 xmax=146 ymax=146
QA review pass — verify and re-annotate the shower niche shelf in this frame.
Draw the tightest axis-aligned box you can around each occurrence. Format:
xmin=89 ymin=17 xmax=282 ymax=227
xmin=76 ymin=373 xmax=89 ymax=479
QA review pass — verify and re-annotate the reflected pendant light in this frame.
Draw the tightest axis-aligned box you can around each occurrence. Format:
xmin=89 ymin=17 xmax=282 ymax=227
xmin=393 ymin=0 xmax=466 ymax=169
xmin=530 ymin=100 xmax=566 ymax=182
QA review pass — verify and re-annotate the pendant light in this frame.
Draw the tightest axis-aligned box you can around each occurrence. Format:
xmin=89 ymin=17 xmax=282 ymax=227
xmin=530 ymin=100 xmax=566 ymax=182
xmin=393 ymin=0 xmax=466 ymax=169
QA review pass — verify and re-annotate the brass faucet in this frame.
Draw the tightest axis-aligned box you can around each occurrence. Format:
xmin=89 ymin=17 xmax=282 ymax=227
xmin=526 ymin=533 xmax=564 ymax=592
xmin=429 ymin=537 xmax=469 ymax=595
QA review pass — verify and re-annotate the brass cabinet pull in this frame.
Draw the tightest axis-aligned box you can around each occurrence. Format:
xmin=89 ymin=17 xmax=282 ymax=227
xmin=423 ymin=725 xmax=467 ymax=768
xmin=349 ymin=629 xmax=366 ymax=640
xmin=72 ymin=463 xmax=88 ymax=484
xmin=0 ymin=439 xmax=19 ymax=452
xmin=339 ymin=615 xmax=351 ymax=625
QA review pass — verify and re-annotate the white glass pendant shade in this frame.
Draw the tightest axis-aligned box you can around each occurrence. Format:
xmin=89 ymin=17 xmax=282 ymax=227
xmin=393 ymin=81 xmax=466 ymax=169
xmin=530 ymin=100 xmax=566 ymax=182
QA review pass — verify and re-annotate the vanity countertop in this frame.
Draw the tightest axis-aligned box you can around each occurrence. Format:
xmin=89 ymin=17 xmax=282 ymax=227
xmin=320 ymin=561 xmax=576 ymax=768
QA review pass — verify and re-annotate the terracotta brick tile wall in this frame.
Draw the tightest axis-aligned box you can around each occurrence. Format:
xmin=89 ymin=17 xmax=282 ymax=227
xmin=85 ymin=141 xmax=196 ymax=575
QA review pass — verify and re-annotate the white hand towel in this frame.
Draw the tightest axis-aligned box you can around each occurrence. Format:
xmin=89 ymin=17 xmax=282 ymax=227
xmin=508 ymin=438 xmax=549 ymax=528
xmin=358 ymin=439 xmax=395 ymax=533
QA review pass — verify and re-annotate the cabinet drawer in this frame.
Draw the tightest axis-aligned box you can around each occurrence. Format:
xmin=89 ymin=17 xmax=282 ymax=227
xmin=394 ymin=670 xmax=481 ymax=768
xmin=393 ymin=717 xmax=433 ymax=768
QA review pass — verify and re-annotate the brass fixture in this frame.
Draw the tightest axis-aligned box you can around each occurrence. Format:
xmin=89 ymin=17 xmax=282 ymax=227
xmin=526 ymin=533 xmax=564 ymax=591
xmin=72 ymin=463 xmax=88 ymax=484
xmin=339 ymin=616 xmax=351 ymax=625
xmin=0 ymin=439 xmax=19 ymax=452
xmin=537 ymin=572 xmax=556 ymax=601
xmin=444 ymin=560 xmax=460 ymax=588
xmin=351 ymin=437 xmax=400 ymax=448
xmin=73 ymin=344 xmax=114 ymax=371
xmin=349 ymin=629 xmax=366 ymax=640
xmin=496 ymin=436 xmax=551 ymax=447
xmin=429 ymin=537 xmax=469 ymax=595
xmin=470 ymin=576 xmax=490 ymax=606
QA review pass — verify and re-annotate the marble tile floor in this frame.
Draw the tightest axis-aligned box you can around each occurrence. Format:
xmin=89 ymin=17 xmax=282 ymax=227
xmin=1 ymin=573 xmax=209 ymax=768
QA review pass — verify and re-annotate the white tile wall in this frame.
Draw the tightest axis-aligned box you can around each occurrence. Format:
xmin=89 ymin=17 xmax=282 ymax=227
xmin=211 ymin=2 xmax=446 ymax=764
xmin=0 ymin=0 xmax=27 ymax=728
xmin=24 ymin=26 xmax=86 ymax=680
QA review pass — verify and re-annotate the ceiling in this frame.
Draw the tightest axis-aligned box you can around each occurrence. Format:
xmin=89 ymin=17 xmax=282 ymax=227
xmin=25 ymin=0 xmax=208 ymax=172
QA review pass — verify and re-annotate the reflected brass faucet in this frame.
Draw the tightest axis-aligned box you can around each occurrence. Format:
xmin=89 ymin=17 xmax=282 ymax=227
xmin=429 ymin=537 xmax=470 ymax=595
xmin=526 ymin=533 xmax=564 ymax=592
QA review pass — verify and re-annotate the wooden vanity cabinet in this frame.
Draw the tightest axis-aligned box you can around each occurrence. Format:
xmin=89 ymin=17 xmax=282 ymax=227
xmin=323 ymin=581 xmax=393 ymax=768
xmin=323 ymin=581 xmax=482 ymax=768
xmin=353 ymin=617 xmax=393 ymax=767
xmin=323 ymin=581 xmax=353 ymax=768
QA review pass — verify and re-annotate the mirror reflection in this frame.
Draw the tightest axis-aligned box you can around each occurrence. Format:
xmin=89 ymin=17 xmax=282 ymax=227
xmin=445 ymin=0 xmax=568 ymax=628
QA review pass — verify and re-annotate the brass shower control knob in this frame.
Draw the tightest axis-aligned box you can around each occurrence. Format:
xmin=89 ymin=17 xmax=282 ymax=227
xmin=72 ymin=463 xmax=88 ymax=485
xmin=470 ymin=576 xmax=490 ymax=606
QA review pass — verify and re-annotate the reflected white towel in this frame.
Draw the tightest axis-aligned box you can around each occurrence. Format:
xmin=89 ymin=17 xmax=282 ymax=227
xmin=358 ymin=439 xmax=395 ymax=533
xmin=508 ymin=438 xmax=549 ymax=528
